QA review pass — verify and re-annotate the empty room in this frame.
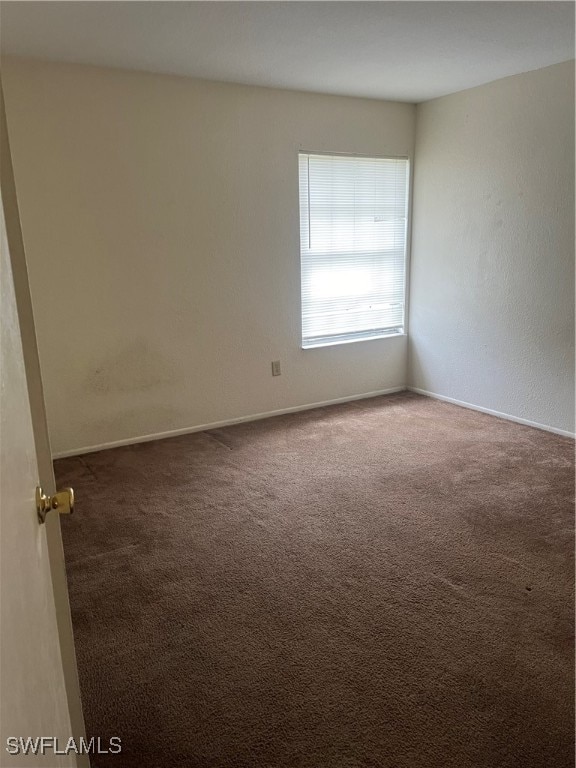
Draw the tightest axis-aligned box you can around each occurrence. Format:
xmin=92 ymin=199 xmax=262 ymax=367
xmin=0 ymin=2 xmax=574 ymax=767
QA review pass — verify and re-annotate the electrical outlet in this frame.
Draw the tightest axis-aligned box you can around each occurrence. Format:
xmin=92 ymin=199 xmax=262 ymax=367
xmin=271 ymin=360 xmax=281 ymax=377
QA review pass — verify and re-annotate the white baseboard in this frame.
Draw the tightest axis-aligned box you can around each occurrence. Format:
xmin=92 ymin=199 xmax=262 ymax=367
xmin=408 ymin=387 xmax=575 ymax=439
xmin=53 ymin=386 xmax=407 ymax=459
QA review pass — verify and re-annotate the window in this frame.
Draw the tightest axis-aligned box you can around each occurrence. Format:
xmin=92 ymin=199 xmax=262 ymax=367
xmin=299 ymin=152 xmax=409 ymax=349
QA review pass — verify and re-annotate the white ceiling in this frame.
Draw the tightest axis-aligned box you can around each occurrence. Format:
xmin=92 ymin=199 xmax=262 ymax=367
xmin=1 ymin=1 xmax=574 ymax=103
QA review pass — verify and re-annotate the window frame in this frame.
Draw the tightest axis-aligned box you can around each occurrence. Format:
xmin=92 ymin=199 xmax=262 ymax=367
xmin=297 ymin=150 xmax=411 ymax=350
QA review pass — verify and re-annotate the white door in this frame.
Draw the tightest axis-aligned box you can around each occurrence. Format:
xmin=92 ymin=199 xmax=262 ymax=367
xmin=0 ymin=85 xmax=87 ymax=767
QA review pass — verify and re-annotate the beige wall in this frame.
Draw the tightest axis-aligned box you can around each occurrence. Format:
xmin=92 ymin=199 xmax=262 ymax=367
xmin=3 ymin=58 xmax=415 ymax=456
xmin=7 ymin=57 xmax=572 ymax=450
xmin=409 ymin=61 xmax=575 ymax=435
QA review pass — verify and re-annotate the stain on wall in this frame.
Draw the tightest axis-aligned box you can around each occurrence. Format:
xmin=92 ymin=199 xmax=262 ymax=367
xmin=86 ymin=339 xmax=178 ymax=395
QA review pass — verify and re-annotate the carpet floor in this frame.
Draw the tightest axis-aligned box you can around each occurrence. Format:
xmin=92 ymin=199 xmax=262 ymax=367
xmin=55 ymin=392 xmax=575 ymax=768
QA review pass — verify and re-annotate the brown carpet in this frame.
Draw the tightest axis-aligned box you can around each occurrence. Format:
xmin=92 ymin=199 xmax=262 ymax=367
xmin=55 ymin=392 xmax=575 ymax=768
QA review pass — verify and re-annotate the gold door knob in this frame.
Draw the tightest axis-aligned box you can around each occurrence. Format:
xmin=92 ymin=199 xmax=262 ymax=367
xmin=36 ymin=486 xmax=74 ymax=524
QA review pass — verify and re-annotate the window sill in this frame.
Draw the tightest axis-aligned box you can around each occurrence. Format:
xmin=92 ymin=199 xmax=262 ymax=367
xmin=302 ymin=330 xmax=406 ymax=350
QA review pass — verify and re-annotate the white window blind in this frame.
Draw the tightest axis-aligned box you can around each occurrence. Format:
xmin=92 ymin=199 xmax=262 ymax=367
xmin=299 ymin=152 xmax=409 ymax=348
